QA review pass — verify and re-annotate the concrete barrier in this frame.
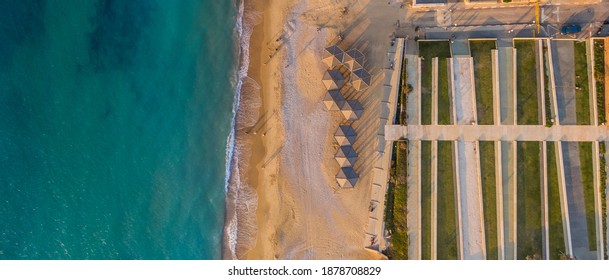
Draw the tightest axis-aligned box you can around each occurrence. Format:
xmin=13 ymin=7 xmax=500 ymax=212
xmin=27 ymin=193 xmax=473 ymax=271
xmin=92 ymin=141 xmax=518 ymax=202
xmin=449 ymin=59 xmax=457 ymax=124
xmin=592 ymin=142 xmax=605 ymax=259
xmin=546 ymin=39 xmax=560 ymax=126
xmin=431 ymin=140 xmax=438 ymax=260
xmin=555 ymin=142 xmax=574 ymax=256
xmin=492 ymin=50 xmax=501 ymax=125
xmin=432 ymin=57 xmax=439 ymax=126
xmin=512 ymin=140 xmax=518 ymax=258
xmin=410 ymin=140 xmax=422 ymax=260
xmin=513 ymin=49 xmax=518 ymax=125
xmin=453 ymin=140 xmax=464 ymax=260
xmin=604 ymin=38 xmax=609 ymax=125
xmin=542 ymin=141 xmax=550 ymax=259
xmin=469 ymin=57 xmax=478 ymax=124
xmin=418 ymin=57 xmax=423 ymax=125
xmin=537 ymin=40 xmax=546 ymax=127
xmin=495 ymin=141 xmax=505 ymax=259
xmin=406 ymin=54 xmax=421 ymax=125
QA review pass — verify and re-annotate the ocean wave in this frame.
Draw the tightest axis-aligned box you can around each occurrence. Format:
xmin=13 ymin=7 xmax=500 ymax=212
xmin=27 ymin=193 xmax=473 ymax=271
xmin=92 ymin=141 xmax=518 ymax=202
xmin=222 ymin=0 xmax=262 ymax=260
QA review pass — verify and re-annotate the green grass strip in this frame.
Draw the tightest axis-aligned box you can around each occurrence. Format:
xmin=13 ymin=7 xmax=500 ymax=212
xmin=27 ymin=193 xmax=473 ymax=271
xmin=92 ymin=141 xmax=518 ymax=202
xmin=471 ymin=40 xmax=496 ymax=125
xmin=438 ymin=58 xmax=451 ymax=125
xmin=515 ymin=40 xmax=540 ymax=125
xmin=594 ymin=39 xmax=606 ymax=125
xmin=578 ymin=142 xmax=597 ymax=250
xmin=547 ymin=142 xmax=566 ymax=259
xmin=574 ymin=41 xmax=591 ymax=125
xmin=516 ymin=141 xmax=542 ymax=259
xmin=386 ymin=142 xmax=409 ymax=259
xmin=421 ymin=141 xmax=432 ymax=259
xmin=437 ymin=141 xmax=458 ymax=260
xmin=419 ymin=41 xmax=451 ymax=125
xmin=480 ymin=141 xmax=498 ymax=259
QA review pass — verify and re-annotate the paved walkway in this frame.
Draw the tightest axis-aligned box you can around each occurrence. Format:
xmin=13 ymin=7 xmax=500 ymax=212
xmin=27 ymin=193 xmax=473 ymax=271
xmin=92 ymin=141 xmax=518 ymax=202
xmin=562 ymin=142 xmax=597 ymax=260
xmin=365 ymin=39 xmax=405 ymax=251
xmin=457 ymin=141 xmax=486 ymax=259
xmin=501 ymin=141 xmax=517 ymax=260
xmin=551 ymin=40 xmax=577 ymax=125
xmin=451 ymin=55 xmax=485 ymax=259
xmin=385 ymin=125 xmax=609 ymax=141
xmin=497 ymin=45 xmax=515 ymax=125
xmin=453 ymin=57 xmax=476 ymax=125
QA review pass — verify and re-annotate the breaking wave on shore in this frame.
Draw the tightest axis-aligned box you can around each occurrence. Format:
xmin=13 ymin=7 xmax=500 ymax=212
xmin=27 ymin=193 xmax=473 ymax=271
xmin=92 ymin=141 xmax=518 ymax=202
xmin=223 ymin=0 xmax=262 ymax=260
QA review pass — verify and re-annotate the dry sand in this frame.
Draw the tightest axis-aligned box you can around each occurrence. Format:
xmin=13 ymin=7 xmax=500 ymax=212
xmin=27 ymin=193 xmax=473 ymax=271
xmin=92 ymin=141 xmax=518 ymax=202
xmin=225 ymin=0 xmax=405 ymax=259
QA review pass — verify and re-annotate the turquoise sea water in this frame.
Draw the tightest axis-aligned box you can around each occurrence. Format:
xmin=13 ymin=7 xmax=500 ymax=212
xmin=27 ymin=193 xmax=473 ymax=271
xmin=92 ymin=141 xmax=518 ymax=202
xmin=0 ymin=0 xmax=236 ymax=259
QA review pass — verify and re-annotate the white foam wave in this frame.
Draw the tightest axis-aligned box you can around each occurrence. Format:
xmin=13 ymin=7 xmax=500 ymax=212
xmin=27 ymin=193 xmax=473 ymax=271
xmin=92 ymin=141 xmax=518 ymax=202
xmin=223 ymin=0 xmax=262 ymax=260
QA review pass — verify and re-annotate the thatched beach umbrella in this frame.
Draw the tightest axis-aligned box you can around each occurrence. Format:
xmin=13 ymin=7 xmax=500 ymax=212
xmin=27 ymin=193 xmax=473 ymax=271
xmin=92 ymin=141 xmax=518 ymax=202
xmin=340 ymin=100 xmax=364 ymax=121
xmin=334 ymin=125 xmax=357 ymax=146
xmin=350 ymin=68 xmax=372 ymax=91
xmin=336 ymin=166 xmax=358 ymax=188
xmin=343 ymin=49 xmax=365 ymax=70
xmin=322 ymin=70 xmax=345 ymax=90
xmin=323 ymin=90 xmax=346 ymax=111
xmin=335 ymin=145 xmax=358 ymax=167
xmin=322 ymin=45 xmax=344 ymax=69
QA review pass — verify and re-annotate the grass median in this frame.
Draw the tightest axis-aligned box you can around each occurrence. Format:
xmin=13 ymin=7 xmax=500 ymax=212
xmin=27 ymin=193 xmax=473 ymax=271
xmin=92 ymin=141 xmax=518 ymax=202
xmin=438 ymin=58 xmax=451 ymax=125
xmin=516 ymin=141 xmax=542 ymax=259
xmin=547 ymin=142 xmax=566 ymax=259
xmin=479 ymin=141 xmax=498 ymax=259
xmin=471 ymin=40 xmax=496 ymax=125
xmin=421 ymin=141 xmax=432 ymax=259
xmin=578 ymin=142 xmax=597 ymax=250
xmin=515 ymin=40 xmax=540 ymax=125
xmin=437 ymin=141 xmax=458 ymax=260
xmin=594 ymin=39 xmax=606 ymax=125
xmin=419 ymin=41 xmax=451 ymax=125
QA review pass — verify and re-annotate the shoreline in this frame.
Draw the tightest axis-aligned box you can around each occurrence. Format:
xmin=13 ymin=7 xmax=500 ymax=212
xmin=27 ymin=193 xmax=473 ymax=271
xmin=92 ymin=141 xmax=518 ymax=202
xmin=225 ymin=0 xmax=402 ymax=260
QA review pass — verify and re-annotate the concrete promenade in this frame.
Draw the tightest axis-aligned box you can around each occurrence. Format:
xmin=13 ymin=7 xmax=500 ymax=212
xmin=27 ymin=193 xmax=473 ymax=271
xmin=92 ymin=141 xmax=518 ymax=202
xmin=385 ymin=125 xmax=609 ymax=142
xmin=365 ymin=38 xmax=404 ymax=251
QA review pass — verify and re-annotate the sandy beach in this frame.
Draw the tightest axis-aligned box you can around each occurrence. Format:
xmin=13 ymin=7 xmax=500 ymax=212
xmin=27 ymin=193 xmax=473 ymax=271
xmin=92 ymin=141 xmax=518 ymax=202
xmin=225 ymin=0 xmax=405 ymax=260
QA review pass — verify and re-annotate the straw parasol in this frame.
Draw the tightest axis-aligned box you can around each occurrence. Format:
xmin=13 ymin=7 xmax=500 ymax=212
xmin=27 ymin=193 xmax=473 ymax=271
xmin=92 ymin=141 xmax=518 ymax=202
xmin=340 ymin=100 xmax=364 ymax=121
xmin=322 ymin=45 xmax=344 ymax=69
xmin=334 ymin=125 xmax=357 ymax=146
xmin=323 ymin=90 xmax=346 ymax=111
xmin=350 ymin=68 xmax=372 ymax=91
xmin=336 ymin=166 xmax=358 ymax=188
xmin=322 ymin=70 xmax=345 ymax=90
xmin=335 ymin=145 xmax=358 ymax=167
xmin=343 ymin=49 xmax=365 ymax=70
